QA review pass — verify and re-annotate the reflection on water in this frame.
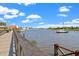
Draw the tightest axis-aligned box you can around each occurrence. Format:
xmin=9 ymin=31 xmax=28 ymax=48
xmin=21 ymin=29 xmax=79 ymax=54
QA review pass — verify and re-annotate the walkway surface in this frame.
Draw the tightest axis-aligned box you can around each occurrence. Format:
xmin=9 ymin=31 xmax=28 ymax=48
xmin=0 ymin=31 xmax=12 ymax=56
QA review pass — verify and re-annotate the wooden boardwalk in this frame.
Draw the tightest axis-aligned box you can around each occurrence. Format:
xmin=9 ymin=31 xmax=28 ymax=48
xmin=0 ymin=31 xmax=12 ymax=56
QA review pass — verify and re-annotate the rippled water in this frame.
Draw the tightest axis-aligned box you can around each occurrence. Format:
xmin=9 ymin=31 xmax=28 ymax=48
xmin=21 ymin=29 xmax=79 ymax=54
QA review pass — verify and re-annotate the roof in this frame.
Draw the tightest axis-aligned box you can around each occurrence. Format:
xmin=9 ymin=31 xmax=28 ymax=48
xmin=0 ymin=26 xmax=6 ymax=27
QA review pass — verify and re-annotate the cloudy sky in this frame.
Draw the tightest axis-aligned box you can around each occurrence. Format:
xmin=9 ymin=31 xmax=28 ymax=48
xmin=0 ymin=3 xmax=79 ymax=28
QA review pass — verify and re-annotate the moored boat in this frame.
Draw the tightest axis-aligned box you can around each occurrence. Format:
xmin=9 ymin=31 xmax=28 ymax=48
xmin=56 ymin=30 xmax=68 ymax=33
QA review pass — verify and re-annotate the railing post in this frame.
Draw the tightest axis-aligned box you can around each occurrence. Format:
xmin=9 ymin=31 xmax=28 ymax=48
xmin=54 ymin=44 xmax=59 ymax=56
xmin=75 ymin=50 xmax=79 ymax=56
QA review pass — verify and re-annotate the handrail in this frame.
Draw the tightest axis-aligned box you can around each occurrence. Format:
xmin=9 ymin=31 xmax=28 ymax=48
xmin=54 ymin=44 xmax=79 ymax=56
xmin=13 ymin=31 xmax=48 ymax=56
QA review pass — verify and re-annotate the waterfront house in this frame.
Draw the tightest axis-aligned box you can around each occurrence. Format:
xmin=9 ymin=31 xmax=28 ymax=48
xmin=0 ymin=26 xmax=7 ymax=30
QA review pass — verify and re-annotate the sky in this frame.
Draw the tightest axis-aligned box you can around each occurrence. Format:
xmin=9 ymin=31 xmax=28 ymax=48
xmin=0 ymin=3 xmax=79 ymax=28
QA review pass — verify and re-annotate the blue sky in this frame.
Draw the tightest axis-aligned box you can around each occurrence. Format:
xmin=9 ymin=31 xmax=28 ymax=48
xmin=0 ymin=3 xmax=79 ymax=28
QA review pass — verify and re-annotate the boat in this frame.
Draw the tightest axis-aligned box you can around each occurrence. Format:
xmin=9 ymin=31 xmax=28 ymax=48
xmin=56 ymin=17 xmax=69 ymax=33
xmin=56 ymin=30 xmax=68 ymax=33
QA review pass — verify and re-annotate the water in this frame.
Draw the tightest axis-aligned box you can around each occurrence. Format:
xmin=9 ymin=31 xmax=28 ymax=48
xmin=21 ymin=29 xmax=79 ymax=55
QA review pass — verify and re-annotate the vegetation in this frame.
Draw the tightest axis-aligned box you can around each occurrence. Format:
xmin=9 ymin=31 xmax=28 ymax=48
xmin=6 ymin=30 xmax=9 ymax=33
xmin=0 ymin=22 xmax=6 ymax=26
xmin=48 ymin=27 xmax=79 ymax=31
xmin=30 ymin=40 xmax=37 ymax=46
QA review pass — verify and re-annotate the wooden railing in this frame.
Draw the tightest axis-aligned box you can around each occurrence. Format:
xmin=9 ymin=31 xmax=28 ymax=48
xmin=13 ymin=31 xmax=48 ymax=56
xmin=13 ymin=31 xmax=79 ymax=56
xmin=54 ymin=44 xmax=79 ymax=56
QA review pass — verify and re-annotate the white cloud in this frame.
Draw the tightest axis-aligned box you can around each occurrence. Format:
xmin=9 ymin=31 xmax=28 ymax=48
xmin=9 ymin=9 xmax=19 ymax=15
xmin=0 ymin=18 xmax=4 ymax=21
xmin=26 ymin=14 xmax=42 ymax=19
xmin=22 ymin=14 xmax=42 ymax=24
xmin=21 ymin=19 xmax=30 ymax=23
xmin=0 ymin=6 xmax=9 ymax=14
xmin=64 ymin=21 xmax=71 ymax=24
xmin=36 ymin=24 xmax=63 ymax=28
xmin=36 ymin=23 xmax=79 ymax=28
xmin=18 ymin=2 xmax=36 ymax=6
xmin=39 ymin=22 xmax=45 ymax=25
xmin=18 ymin=3 xmax=22 ymax=5
xmin=19 ymin=12 xmax=25 ymax=16
xmin=0 ymin=18 xmax=7 ymax=22
xmin=72 ymin=19 xmax=79 ymax=24
xmin=58 ymin=6 xmax=71 ymax=17
xmin=0 ymin=5 xmax=19 ymax=15
xmin=36 ymin=19 xmax=79 ymax=28
xmin=64 ymin=19 xmax=79 ymax=27
xmin=0 ymin=5 xmax=25 ymax=20
xmin=59 ymin=6 xmax=71 ymax=12
xmin=23 ymin=3 xmax=36 ymax=6
xmin=57 ymin=14 xmax=68 ymax=17
xmin=64 ymin=19 xmax=79 ymax=24
xmin=4 ymin=14 xmax=18 ymax=19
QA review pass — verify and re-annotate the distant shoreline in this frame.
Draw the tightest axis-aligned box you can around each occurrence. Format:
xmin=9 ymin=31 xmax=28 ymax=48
xmin=48 ymin=27 xmax=79 ymax=31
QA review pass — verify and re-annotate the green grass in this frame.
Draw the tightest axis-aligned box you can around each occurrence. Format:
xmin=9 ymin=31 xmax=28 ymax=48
xmin=48 ymin=27 xmax=79 ymax=31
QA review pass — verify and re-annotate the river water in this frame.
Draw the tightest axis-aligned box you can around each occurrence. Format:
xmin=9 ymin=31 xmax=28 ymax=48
xmin=21 ymin=29 xmax=79 ymax=55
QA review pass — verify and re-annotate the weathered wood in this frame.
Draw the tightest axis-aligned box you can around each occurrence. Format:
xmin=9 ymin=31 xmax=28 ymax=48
xmin=75 ymin=50 xmax=79 ymax=56
xmin=58 ymin=48 xmax=65 ymax=55
xmin=54 ymin=44 xmax=78 ymax=56
xmin=59 ymin=46 xmax=74 ymax=53
xmin=54 ymin=44 xmax=59 ymax=56
xmin=60 ymin=52 xmax=74 ymax=56
xmin=13 ymin=31 xmax=48 ymax=56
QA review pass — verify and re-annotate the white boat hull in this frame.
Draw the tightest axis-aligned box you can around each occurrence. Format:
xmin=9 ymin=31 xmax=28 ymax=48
xmin=56 ymin=30 xmax=68 ymax=33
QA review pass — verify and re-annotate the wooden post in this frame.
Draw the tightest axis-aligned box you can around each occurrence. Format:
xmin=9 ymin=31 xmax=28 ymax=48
xmin=23 ymin=33 xmax=25 ymax=38
xmin=54 ymin=44 xmax=59 ymax=56
xmin=75 ymin=50 xmax=79 ymax=56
